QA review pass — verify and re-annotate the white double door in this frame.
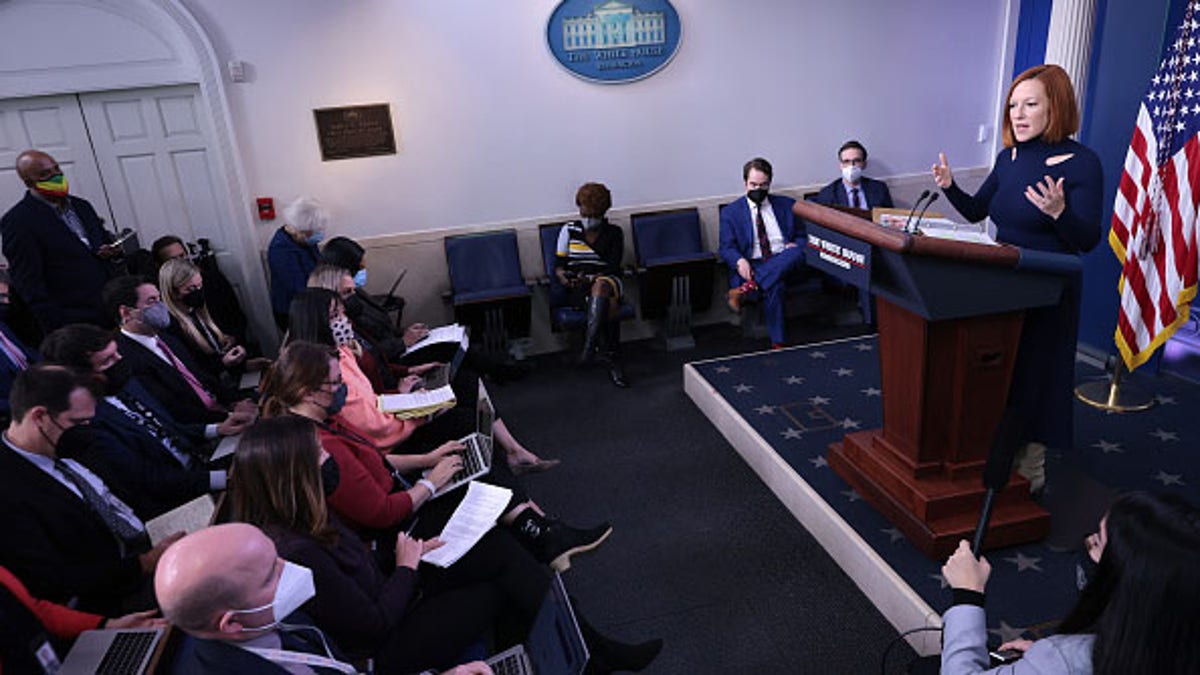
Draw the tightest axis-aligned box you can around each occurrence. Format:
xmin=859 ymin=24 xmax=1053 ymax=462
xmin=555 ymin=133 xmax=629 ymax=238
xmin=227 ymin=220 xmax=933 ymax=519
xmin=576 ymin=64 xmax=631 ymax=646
xmin=0 ymin=84 xmax=228 ymax=253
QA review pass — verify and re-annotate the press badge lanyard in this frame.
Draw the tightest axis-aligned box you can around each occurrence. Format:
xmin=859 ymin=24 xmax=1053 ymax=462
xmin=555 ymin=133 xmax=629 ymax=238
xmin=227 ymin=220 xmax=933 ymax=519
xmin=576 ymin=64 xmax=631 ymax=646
xmin=239 ymin=646 xmax=358 ymax=673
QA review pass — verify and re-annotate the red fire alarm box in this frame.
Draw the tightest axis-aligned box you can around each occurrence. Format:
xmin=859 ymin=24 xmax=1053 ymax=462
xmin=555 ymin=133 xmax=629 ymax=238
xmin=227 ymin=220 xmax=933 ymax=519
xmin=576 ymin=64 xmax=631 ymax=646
xmin=257 ymin=197 xmax=275 ymax=221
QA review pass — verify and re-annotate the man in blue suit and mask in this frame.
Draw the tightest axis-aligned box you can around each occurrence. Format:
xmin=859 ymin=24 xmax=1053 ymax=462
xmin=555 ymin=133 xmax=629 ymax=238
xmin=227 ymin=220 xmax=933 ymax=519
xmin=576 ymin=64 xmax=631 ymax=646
xmin=718 ymin=157 xmax=807 ymax=348
xmin=813 ymin=140 xmax=893 ymax=210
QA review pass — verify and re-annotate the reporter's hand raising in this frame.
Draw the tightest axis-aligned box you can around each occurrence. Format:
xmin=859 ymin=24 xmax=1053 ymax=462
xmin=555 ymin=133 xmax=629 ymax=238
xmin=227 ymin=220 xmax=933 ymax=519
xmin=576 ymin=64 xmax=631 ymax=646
xmin=941 ymin=539 xmax=991 ymax=593
xmin=932 ymin=152 xmax=954 ymax=189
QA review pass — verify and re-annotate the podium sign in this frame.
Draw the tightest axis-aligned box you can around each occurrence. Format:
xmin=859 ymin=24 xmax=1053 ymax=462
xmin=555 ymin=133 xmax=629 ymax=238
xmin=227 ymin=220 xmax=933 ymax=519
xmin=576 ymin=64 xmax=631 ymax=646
xmin=805 ymin=223 xmax=871 ymax=288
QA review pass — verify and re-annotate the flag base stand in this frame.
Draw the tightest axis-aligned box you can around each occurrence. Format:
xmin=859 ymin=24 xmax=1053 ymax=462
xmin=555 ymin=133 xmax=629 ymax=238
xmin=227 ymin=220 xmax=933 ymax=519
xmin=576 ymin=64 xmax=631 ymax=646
xmin=1075 ymin=362 xmax=1155 ymax=412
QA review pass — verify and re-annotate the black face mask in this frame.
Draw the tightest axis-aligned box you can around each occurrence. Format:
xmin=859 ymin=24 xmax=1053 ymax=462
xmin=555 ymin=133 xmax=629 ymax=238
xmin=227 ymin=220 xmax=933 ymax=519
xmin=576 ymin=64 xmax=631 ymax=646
xmin=102 ymin=359 xmax=133 ymax=397
xmin=320 ymin=456 xmax=341 ymax=496
xmin=54 ymin=424 xmax=97 ymax=459
xmin=180 ymin=287 xmax=206 ymax=310
xmin=342 ymin=293 xmax=364 ymax=320
xmin=747 ymin=188 xmax=769 ymax=204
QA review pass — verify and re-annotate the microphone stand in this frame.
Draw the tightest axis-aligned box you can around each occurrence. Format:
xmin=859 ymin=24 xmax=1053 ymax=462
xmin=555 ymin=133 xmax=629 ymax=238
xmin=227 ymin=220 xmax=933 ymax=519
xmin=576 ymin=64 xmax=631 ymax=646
xmin=910 ymin=193 xmax=940 ymax=236
xmin=904 ymin=190 xmax=931 ymax=234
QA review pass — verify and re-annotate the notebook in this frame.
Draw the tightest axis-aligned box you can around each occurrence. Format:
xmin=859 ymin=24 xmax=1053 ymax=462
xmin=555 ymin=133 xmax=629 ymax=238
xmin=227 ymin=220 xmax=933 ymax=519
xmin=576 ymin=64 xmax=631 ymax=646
xmin=429 ymin=379 xmax=494 ymax=499
xmin=59 ymin=627 xmax=167 ymax=675
xmin=486 ymin=573 xmax=589 ymax=675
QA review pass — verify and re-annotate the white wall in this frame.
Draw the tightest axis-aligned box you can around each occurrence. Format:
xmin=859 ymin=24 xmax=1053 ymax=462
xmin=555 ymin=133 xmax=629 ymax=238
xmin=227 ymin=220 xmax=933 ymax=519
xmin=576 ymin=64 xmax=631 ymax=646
xmin=183 ymin=0 xmax=1012 ymax=242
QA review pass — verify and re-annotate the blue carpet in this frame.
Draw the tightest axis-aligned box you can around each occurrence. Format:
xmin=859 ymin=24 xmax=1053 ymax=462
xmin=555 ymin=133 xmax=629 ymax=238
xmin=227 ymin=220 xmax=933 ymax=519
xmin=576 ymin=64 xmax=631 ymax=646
xmin=689 ymin=334 xmax=1195 ymax=644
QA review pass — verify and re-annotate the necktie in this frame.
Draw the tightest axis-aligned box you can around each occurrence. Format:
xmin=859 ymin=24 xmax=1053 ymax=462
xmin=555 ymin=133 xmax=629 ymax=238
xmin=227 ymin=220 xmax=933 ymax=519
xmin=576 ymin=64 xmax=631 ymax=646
xmin=54 ymin=458 xmax=145 ymax=544
xmin=116 ymin=393 xmax=192 ymax=465
xmin=0 ymin=330 xmax=27 ymax=370
xmin=850 ymin=187 xmax=861 ymax=209
xmin=155 ymin=337 xmax=219 ymax=411
xmin=755 ymin=205 xmax=773 ymax=260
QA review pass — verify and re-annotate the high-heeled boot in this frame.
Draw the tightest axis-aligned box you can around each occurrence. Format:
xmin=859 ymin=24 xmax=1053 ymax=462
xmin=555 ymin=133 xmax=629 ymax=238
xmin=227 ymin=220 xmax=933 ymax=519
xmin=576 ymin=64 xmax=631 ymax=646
xmin=579 ymin=294 xmax=608 ymax=364
xmin=599 ymin=320 xmax=628 ymax=388
xmin=575 ymin=606 xmax=663 ymax=674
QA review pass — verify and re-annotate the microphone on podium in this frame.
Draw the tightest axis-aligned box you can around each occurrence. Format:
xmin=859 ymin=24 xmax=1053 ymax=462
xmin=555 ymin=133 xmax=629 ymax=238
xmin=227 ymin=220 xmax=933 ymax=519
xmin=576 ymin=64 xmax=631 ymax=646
xmin=911 ymin=193 xmax=940 ymax=234
xmin=904 ymin=190 xmax=931 ymax=234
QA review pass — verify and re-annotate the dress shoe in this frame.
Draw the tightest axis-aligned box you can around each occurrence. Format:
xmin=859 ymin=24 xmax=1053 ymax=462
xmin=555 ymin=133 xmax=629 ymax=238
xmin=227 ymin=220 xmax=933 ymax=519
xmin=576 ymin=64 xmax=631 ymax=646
xmin=727 ymin=287 xmax=746 ymax=313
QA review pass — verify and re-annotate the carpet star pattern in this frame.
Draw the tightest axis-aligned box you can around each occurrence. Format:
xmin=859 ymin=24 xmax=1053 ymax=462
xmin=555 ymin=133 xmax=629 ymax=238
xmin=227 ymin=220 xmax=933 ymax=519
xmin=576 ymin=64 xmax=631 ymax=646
xmin=1091 ymin=439 xmax=1123 ymax=454
xmin=834 ymin=367 xmax=854 ymax=377
xmin=1003 ymin=552 xmax=1043 ymax=573
xmin=733 ymin=383 xmax=754 ymax=393
xmin=881 ymin=527 xmax=904 ymax=544
xmin=781 ymin=428 xmax=804 ymax=440
xmin=988 ymin=621 xmax=1029 ymax=644
xmin=714 ymin=365 xmax=731 ymax=374
xmin=754 ymin=405 xmax=775 ymax=415
xmin=783 ymin=375 xmax=805 ymax=385
xmin=809 ymin=455 xmax=829 ymax=469
xmin=1151 ymin=428 xmax=1179 ymax=442
xmin=861 ymin=387 xmax=881 ymax=397
xmin=1153 ymin=470 xmax=1185 ymax=486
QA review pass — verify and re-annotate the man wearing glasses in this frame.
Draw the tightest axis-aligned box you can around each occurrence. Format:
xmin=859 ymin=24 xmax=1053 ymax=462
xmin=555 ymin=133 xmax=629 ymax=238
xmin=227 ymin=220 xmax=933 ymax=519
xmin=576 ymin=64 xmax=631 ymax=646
xmin=813 ymin=140 xmax=894 ymax=210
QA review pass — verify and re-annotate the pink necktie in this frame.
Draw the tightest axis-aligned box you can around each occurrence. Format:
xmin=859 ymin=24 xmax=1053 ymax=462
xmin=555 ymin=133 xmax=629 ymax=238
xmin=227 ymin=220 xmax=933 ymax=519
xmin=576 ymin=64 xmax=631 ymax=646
xmin=155 ymin=337 xmax=219 ymax=411
xmin=0 ymin=331 xmax=27 ymax=370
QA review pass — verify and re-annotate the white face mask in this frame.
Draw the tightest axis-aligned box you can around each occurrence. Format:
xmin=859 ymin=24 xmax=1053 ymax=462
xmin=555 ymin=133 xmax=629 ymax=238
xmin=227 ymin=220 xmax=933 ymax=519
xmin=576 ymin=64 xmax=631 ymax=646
xmin=230 ymin=561 xmax=315 ymax=632
xmin=841 ymin=165 xmax=863 ymax=185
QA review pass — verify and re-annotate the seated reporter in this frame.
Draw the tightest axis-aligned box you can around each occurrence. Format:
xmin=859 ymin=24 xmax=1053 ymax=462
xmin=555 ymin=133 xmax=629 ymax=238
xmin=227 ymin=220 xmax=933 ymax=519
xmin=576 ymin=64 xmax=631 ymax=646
xmin=288 ymin=288 xmax=556 ymax=472
xmin=0 ymin=365 xmax=178 ymax=614
xmin=553 ymin=182 xmax=628 ymax=387
xmin=261 ymin=340 xmax=609 ymax=572
xmin=39 ymin=324 xmax=248 ymax=520
xmin=0 ymin=565 xmax=163 ymax=674
xmin=940 ymin=491 xmax=1200 ymax=674
xmin=159 ymin=257 xmax=270 ymax=385
xmin=316 ymin=239 xmax=410 ymax=361
xmin=229 ymin=416 xmax=512 ymax=672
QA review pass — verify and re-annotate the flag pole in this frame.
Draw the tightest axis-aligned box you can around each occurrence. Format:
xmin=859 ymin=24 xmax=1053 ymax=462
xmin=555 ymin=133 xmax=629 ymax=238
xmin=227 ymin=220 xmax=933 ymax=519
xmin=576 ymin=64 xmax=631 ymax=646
xmin=1074 ymin=359 xmax=1156 ymax=412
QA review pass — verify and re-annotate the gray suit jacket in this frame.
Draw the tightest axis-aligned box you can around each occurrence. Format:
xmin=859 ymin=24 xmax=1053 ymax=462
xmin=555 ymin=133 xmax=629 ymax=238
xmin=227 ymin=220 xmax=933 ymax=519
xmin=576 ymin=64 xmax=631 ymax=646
xmin=941 ymin=604 xmax=1095 ymax=674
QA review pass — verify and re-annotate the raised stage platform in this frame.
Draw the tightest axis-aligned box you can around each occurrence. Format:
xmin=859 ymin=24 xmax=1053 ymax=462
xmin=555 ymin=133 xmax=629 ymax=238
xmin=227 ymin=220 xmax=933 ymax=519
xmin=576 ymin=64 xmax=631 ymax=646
xmin=684 ymin=334 xmax=1195 ymax=656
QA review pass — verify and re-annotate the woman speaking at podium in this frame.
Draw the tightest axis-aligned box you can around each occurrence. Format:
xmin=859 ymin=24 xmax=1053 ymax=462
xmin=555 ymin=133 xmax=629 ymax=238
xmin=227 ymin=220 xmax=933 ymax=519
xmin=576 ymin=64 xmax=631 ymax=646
xmin=931 ymin=64 xmax=1103 ymax=491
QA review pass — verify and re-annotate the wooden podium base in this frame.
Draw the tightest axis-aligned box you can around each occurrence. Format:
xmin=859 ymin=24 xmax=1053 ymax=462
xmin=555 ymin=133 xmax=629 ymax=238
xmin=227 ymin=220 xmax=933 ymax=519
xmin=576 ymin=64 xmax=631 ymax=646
xmin=829 ymin=430 xmax=1050 ymax=559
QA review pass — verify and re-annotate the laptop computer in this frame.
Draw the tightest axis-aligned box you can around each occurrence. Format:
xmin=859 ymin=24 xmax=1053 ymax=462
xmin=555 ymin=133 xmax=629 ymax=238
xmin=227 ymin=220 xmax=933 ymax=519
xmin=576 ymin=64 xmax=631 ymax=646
xmin=486 ymin=572 xmax=589 ymax=675
xmin=59 ymin=626 xmax=168 ymax=675
xmin=430 ymin=379 xmax=495 ymax=498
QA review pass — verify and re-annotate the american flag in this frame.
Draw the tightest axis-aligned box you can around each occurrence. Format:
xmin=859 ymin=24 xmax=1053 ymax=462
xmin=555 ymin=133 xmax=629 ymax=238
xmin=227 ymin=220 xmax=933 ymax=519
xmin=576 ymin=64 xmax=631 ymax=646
xmin=1111 ymin=1 xmax=1200 ymax=371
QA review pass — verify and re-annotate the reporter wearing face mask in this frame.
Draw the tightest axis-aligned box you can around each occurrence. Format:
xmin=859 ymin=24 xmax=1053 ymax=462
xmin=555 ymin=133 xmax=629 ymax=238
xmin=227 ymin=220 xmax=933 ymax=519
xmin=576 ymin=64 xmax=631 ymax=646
xmin=812 ymin=140 xmax=894 ymax=210
xmin=268 ymin=197 xmax=329 ymax=331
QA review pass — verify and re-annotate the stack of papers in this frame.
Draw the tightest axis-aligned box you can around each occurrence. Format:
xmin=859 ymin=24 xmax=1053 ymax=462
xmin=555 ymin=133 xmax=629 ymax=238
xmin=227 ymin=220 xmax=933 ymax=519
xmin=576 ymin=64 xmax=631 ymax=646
xmin=406 ymin=324 xmax=469 ymax=356
xmin=378 ymin=385 xmax=457 ymax=419
xmin=421 ymin=482 xmax=512 ymax=568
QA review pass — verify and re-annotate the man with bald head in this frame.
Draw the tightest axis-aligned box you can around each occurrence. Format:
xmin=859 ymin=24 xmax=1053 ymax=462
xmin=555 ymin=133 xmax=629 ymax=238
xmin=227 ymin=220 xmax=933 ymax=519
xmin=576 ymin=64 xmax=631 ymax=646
xmin=1 ymin=150 xmax=121 ymax=333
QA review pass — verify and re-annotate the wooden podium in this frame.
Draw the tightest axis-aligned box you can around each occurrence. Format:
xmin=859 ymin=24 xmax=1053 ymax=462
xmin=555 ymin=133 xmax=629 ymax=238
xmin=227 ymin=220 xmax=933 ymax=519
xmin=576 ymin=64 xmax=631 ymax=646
xmin=794 ymin=201 xmax=1056 ymax=558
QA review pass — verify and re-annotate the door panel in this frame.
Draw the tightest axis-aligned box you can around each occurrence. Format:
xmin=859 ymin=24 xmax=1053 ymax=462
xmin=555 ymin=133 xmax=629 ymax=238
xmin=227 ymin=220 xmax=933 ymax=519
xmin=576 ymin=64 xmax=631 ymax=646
xmin=0 ymin=94 xmax=112 ymax=228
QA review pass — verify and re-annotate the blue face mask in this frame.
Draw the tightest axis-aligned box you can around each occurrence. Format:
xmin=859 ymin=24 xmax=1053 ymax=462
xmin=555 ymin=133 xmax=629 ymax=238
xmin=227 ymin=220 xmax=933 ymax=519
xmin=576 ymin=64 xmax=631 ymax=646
xmin=306 ymin=231 xmax=325 ymax=246
xmin=352 ymin=269 xmax=368 ymax=288
xmin=325 ymin=383 xmax=348 ymax=417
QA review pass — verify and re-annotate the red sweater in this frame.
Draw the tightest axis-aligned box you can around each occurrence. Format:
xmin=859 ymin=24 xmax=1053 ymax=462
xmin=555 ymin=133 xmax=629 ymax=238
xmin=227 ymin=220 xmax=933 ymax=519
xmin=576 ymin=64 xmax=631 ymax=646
xmin=319 ymin=418 xmax=415 ymax=531
xmin=1 ymin=565 xmax=104 ymax=675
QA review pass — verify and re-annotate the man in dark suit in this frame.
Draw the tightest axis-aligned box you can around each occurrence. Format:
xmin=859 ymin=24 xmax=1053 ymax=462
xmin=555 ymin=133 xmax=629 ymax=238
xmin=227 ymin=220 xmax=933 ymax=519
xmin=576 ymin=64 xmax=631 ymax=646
xmin=718 ymin=157 xmax=807 ymax=348
xmin=39 ymin=324 xmax=252 ymax=520
xmin=102 ymin=275 xmax=246 ymax=426
xmin=0 ymin=270 xmax=38 ymax=424
xmin=813 ymin=140 xmax=894 ymax=210
xmin=0 ymin=365 xmax=178 ymax=614
xmin=0 ymin=150 xmax=122 ymax=333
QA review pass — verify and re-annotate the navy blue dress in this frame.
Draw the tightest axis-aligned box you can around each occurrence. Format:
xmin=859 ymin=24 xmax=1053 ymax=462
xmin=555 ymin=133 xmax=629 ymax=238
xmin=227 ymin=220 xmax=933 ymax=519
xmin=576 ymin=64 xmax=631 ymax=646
xmin=943 ymin=138 xmax=1103 ymax=450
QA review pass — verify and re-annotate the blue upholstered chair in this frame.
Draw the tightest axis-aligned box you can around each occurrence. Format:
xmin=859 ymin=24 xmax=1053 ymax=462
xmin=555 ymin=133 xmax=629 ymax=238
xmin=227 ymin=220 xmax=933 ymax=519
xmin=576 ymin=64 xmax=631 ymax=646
xmin=629 ymin=207 xmax=715 ymax=349
xmin=537 ymin=222 xmax=635 ymax=333
xmin=443 ymin=229 xmax=532 ymax=354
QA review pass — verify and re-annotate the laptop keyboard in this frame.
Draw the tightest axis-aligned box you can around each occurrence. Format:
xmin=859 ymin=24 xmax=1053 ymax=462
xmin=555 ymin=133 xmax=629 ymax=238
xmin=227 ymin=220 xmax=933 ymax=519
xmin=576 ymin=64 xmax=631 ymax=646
xmin=449 ymin=436 xmax=486 ymax=483
xmin=490 ymin=652 xmax=527 ymax=675
xmin=96 ymin=631 xmax=156 ymax=675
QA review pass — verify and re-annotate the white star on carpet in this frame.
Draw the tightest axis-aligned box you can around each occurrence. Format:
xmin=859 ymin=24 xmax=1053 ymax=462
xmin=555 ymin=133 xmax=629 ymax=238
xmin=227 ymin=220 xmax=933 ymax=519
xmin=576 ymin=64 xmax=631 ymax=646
xmin=809 ymin=395 xmax=830 ymax=405
xmin=834 ymin=367 xmax=854 ymax=377
xmin=809 ymin=455 xmax=829 ymax=469
xmin=754 ymin=405 xmax=775 ymax=415
xmin=854 ymin=343 xmax=874 ymax=351
xmin=783 ymin=375 xmax=805 ymax=385
xmin=881 ymin=527 xmax=904 ymax=544
xmin=714 ymin=365 xmax=731 ymax=374
xmin=1092 ymin=439 xmax=1123 ymax=454
xmin=841 ymin=489 xmax=862 ymax=502
xmin=1003 ymin=552 xmax=1043 ymax=573
xmin=840 ymin=418 xmax=862 ymax=430
xmin=929 ymin=573 xmax=949 ymax=589
xmin=1152 ymin=470 xmax=1185 ymax=486
xmin=861 ymin=387 xmax=881 ymax=397
xmin=1150 ymin=428 xmax=1179 ymax=442
xmin=988 ymin=621 xmax=1028 ymax=644
xmin=1155 ymin=394 xmax=1176 ymax=405
xmin=809 ymin=351 xmax=828 ymax=359
xmin=781 ymin=428 xmax=804 ymax=440
xmin=733 ymin=383 xmax=754 ymax=393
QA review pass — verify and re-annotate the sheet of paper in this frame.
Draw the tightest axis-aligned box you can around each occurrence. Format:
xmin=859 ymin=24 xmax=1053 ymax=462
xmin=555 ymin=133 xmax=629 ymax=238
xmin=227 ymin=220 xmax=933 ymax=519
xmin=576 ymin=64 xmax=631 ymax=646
xmin=421 ymin=482 xmax=512 ymax=568
xmin=146 ymin=494 xmax=216 ymax=546
xmin=378 ymin=385 xmax=456 ymax=414
xmin=918 ymin=218 xmax=998 ymax=246
xmin=239 ymin=370 xmax=263 ymax=390
xmin=210 ymin=434 xmax=240 ymax=462
xmin=406 ymin=324 xmax=469 ymax=354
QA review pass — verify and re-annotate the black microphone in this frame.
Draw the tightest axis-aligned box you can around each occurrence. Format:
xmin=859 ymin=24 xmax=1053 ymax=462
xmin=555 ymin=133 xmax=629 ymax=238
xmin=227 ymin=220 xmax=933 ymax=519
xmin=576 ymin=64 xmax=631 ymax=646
xmin=972 ymin=404 xmax=1025 ymax=556
xmin=911 ymin=193 xmax=940 ymax=234
xmin=904 ymin=190 xmax=931 ymax=233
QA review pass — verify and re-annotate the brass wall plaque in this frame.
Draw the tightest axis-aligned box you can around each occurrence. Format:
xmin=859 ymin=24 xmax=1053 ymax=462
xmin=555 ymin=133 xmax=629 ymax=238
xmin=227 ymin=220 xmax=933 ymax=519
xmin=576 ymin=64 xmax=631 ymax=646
xmin=313 ymin=103 xmax=397 ymax=161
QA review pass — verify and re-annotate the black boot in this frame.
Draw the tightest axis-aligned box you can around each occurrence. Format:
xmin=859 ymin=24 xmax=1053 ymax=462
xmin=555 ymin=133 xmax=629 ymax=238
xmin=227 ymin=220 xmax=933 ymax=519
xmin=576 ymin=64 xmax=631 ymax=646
xmin=579 ymin=295 xmax=608 ymax=364
xmin=577 ymin=608 xmax=663 ymax=674
xmin=599 ymin=321 xmax=628 ymax=388
xmin=511 ymin=510 xmax=612 ymax=573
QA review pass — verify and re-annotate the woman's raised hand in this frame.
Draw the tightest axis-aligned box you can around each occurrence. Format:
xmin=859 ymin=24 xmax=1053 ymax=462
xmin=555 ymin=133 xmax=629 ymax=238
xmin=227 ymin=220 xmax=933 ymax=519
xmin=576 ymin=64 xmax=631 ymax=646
xmin=932 ymin=152 xmax=954 ymax=189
